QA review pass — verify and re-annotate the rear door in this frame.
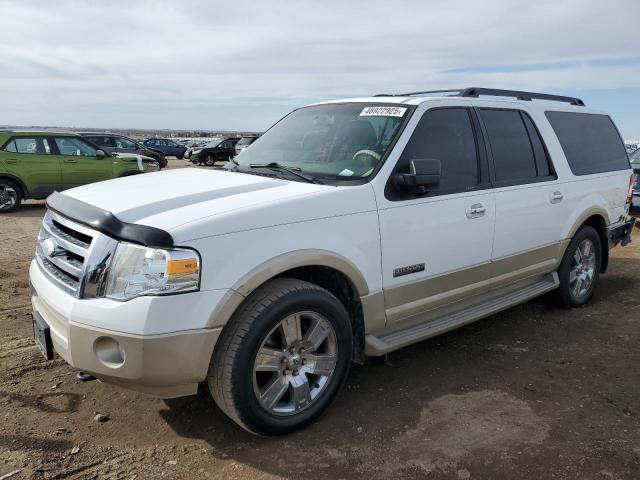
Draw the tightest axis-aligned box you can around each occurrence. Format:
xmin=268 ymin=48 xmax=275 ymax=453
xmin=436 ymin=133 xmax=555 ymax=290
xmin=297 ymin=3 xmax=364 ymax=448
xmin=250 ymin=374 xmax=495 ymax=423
xmin=52 ymin=136 xmax=114 ymax=188
xmin=376 ymin=105 xmax=496 ymax=328
xmin=1 ymin=136 xmax=61 ymax=197
xmin=474 ymin=104 xmax=566 ymax=286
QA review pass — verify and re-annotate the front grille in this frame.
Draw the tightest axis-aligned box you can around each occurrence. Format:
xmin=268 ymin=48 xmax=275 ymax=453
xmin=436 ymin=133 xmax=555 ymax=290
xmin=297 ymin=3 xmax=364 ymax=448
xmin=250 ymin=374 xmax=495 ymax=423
xmin=36 ymin=210 xmax=117 ymax=298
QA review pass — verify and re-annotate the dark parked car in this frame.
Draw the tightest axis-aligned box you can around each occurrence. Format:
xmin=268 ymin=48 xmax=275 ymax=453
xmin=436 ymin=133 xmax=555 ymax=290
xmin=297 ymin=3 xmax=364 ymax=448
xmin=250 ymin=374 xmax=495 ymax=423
xmin=191 ymin=138 xmax=239 ymax=166
xmin=142 ymin=138 xmax=187 ymax=159
xmin=630 ymin=148 xmax=640 ymax=216
xmin=234 ymin=135 xmax=260 ymax=156
xmin=79 ymin=133 xmax=167 ymax=168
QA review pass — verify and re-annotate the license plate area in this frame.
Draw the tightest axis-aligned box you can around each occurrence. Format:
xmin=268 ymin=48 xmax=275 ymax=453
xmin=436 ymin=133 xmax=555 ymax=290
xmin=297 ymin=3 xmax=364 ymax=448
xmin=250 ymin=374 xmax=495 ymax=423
xmin=33 ymin=311 xmax=54 ymax=360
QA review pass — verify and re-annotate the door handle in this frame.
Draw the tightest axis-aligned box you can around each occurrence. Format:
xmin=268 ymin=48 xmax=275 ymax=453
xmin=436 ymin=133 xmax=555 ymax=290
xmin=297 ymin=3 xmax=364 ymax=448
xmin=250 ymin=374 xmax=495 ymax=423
xmin=550 ymin=191 xmax=564 ymax=203
xmin=63 ymin=159 xmax=77 ymax=163
xmin=6 ymin=158 xmax=18 ymax=164
xmin=466 ymin=203 xmax=486 ymax=218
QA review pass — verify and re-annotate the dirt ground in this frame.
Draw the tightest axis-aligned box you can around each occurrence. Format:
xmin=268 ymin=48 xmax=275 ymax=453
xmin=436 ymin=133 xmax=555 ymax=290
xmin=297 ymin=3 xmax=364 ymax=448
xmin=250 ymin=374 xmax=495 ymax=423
xmin=1 ymin=159 xmax=640 ymax=479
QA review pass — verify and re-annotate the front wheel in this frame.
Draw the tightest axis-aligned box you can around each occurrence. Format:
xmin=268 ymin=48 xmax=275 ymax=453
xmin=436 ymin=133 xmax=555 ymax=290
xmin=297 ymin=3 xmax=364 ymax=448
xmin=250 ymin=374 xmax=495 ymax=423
xmin=205 ymin=154 xmax=216 ymax=166
xmin=208 ymin=278 xmax=352 ymax=435
xmin=0 ymin=179 xmax=22 ymax=213
xmin=556 ymin=225 xmax=602 ymax=308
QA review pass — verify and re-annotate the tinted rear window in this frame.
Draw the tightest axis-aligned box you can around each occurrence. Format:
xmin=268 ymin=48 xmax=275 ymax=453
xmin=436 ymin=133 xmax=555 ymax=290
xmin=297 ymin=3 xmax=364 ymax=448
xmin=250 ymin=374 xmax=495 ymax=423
xmin=545 ymin=111 xmax=629 ymax=175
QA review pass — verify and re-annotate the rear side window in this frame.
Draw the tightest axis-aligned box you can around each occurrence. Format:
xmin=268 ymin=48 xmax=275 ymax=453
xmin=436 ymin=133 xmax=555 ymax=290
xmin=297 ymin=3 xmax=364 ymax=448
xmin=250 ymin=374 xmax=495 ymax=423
xmin=397 ymin=108 xmax=479 ymax=196
xmin=3 ymin=137 xmax=51 ymax=154
xmin=545 ymin=111 xmax=630 ymax=175
xmin=480 ymin=109 xmax=540 ymax=183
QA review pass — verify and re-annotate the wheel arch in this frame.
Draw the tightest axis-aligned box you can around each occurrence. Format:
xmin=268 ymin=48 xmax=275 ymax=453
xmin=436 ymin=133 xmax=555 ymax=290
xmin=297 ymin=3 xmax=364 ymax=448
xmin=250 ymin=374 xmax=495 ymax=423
xmin=0 ymin=173 xmax=28 ymax=198
xmin=207 ymin=250 xmax=375 ymax=363
xmin=563 ymin=208 xmax=610 ymax=273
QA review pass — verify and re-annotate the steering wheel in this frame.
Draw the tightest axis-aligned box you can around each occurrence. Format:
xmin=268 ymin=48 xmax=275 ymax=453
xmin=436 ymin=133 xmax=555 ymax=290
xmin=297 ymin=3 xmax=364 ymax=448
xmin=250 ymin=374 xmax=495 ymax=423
xmin=351 ymin=149 xmax=381 ymax=175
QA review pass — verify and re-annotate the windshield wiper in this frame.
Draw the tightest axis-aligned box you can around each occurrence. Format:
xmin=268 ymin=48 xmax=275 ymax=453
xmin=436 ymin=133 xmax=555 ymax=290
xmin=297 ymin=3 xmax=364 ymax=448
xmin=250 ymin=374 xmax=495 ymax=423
xmin=249 ymin=162 xmax=323 ymax=184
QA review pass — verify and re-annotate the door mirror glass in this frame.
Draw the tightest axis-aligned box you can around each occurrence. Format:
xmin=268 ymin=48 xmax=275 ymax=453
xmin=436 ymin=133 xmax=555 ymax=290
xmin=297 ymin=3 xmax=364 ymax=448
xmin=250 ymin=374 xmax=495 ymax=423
xmin=395 ymin=158 xmax=441 ymax=193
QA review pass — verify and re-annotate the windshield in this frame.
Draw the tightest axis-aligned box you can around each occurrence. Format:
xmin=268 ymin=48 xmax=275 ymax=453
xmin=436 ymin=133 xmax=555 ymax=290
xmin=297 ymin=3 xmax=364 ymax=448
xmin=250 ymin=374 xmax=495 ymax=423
xmin=233 ymin=103 xmax=410 ymax=179
xmin=205 ymin=139 xmax=222 ymax=148
xmin=631 ymin=148 xmax=640 ymax=165
xmin=237 ymin=136 xmax=256 ymax=146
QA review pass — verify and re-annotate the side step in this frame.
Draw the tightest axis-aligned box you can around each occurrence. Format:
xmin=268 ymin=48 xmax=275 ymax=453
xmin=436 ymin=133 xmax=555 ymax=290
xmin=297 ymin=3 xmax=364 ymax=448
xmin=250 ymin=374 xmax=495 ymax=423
xmin=365 ymin=272 xmax=559 ymax=356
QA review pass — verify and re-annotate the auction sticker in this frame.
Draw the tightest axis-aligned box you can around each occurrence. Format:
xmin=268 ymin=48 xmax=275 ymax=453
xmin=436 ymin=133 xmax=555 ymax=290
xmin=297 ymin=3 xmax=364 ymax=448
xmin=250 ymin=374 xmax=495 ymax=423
xmin=359 ymin=106 xmax=407 ymax=117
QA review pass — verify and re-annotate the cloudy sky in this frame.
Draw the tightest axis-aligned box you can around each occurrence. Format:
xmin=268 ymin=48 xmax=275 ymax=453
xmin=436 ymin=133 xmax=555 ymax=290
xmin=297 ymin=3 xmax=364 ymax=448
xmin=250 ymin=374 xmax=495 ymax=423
xmin=1 ymin=0 xmax=640 ymax=138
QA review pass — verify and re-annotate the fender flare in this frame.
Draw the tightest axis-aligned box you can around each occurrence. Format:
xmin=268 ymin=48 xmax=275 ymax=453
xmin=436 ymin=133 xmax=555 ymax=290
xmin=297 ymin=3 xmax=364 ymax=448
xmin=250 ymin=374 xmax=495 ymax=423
xmin=206 ymin=249 xmax=370 ymax=329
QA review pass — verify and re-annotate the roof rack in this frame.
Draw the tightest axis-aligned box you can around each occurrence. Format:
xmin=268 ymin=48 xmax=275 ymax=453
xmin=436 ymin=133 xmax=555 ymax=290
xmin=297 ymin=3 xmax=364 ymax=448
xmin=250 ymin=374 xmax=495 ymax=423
xmin=376 ymin=87 xmax=585 ymax=106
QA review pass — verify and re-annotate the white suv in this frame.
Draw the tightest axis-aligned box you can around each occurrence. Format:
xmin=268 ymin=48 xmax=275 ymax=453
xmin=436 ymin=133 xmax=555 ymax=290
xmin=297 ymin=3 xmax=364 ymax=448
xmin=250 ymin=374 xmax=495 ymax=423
xmin=30 ymin=88 xmax=636 ymax=435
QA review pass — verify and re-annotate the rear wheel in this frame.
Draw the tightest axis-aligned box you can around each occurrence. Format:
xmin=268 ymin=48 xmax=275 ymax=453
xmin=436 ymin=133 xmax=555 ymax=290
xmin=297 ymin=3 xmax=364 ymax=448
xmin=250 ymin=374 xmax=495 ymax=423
xmin=0 ymin=179 xmax=21 ymax=213
xmin=557 ymin=225 xmax=601 ymax=308
xmin=208 ymin=278 xmax=352 ymax=435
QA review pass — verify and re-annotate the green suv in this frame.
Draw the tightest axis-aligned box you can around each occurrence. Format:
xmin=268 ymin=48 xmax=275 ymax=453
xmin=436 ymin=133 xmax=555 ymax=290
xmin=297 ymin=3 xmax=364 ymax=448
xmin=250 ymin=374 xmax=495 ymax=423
xmin=0 ymin=131 xmax=160 ymax=213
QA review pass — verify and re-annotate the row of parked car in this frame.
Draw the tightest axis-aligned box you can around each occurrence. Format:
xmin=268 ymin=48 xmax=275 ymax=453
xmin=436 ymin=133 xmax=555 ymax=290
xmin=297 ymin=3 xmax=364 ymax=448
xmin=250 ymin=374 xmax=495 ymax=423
xmin=79 ymin=133 xmax=262 ymax=169
xmin=0 ymin=129 xmax=263 ymax=212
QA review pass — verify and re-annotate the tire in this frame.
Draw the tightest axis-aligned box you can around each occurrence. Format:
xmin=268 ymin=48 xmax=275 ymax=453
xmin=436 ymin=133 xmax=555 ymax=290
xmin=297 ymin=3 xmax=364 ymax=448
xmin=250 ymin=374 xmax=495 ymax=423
xmin=177 ymin=154 xmax=184 ymax=160
xmin=208 ymin=278 xmax=353 ymax=436
xmin=0 ymin=179 xmax=22 ymax=213
xmin=205 ymin=154 xmax=216 ymax=167
xmin=556 ymin=225 xmax=602 ymax=308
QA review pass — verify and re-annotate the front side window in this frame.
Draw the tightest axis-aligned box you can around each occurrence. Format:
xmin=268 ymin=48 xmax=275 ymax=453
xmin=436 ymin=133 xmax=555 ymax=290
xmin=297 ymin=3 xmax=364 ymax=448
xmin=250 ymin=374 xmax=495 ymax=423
xmin=233 ymin=103 xmax=409 ymax=179
xmin=395 ymin=108 xmax=480 ymax=196
xmin=4 ymin=137 xmax=51 ymax=155
xmin=115 ymin=137 xmax=136 ymax=148
xmin=545 ymin=111 xmax=630 ymax=175
xmin=54 ymin=137 xmax=97 ymax=156
xmin=87 ymin=136 xmax=114 ymax=147
xmin=630 ymin=148 xmax=640 ymax=166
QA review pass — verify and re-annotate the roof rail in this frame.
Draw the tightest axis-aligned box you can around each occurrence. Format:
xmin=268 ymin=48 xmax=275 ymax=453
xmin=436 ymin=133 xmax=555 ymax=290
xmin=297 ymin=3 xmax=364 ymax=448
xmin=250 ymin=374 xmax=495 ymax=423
xmin=460 ymin=88 xmax=585 ymax=106
xmin=377 ymin=87 xmax=585 ymax=106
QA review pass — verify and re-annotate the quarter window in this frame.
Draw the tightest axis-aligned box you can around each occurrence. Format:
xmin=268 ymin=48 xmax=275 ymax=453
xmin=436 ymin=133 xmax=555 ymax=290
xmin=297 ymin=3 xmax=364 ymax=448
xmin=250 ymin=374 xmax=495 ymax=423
xmin=397 ymin=108 xmax=479 ymax=196
xmin=545 ymin=111 xmax=629 ymax=175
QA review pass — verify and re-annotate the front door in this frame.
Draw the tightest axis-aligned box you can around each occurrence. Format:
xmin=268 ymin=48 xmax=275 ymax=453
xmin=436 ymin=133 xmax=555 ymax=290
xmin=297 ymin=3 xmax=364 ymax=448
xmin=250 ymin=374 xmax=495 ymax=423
xmin=376 ymin=106 xmax=495 ymax=328
xmin=52 ymin=136 xmax=113 ymax=188
xmin=1 ymin=136 xmax=61 ymax=198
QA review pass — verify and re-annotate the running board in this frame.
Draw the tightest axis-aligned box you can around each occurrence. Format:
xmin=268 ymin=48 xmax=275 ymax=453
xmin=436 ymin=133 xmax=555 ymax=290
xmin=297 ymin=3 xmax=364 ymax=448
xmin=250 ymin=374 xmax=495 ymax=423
xmin=365 ymin=272 xmax=559 ymax=356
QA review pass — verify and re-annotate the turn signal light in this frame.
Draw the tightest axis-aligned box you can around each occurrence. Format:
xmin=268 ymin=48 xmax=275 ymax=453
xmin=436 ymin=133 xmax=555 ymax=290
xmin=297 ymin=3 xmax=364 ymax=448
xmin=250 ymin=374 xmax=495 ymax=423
xmin=166 ymin=258 xmax=199 ymax=276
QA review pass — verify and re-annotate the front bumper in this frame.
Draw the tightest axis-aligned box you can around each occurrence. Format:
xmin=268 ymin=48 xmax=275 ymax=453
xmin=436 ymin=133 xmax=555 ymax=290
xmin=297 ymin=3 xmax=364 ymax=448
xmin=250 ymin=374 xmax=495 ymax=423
xmin=29 ymin=260 xmax=223 ymax=398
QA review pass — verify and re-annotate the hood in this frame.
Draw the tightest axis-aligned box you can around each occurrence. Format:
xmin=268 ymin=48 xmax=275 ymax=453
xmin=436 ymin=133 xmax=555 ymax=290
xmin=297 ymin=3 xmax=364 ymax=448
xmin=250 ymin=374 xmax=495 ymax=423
xmin=61 ymin=168 xmax=350 ymax=240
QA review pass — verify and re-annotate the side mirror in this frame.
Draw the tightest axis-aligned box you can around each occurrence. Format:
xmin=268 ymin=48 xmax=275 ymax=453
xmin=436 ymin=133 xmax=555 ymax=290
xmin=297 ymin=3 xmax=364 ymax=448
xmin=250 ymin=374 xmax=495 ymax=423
xmin=395 ymin=159 xmax=441 ymax=194
xmin=96 ymin=149 xmax=107 ymax=158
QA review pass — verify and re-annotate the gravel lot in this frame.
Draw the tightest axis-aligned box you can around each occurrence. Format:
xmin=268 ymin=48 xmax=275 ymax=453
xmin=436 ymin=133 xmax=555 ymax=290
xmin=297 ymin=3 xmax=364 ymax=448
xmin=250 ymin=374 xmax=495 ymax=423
xmin=1 ymin=159 xmax=639 ymax=479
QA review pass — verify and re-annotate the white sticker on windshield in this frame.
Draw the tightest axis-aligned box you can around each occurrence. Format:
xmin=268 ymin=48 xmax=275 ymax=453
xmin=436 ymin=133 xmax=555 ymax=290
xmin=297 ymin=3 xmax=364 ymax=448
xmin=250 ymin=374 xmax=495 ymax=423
xmin=359 ymin=106 xmax=407 ymax=117
xmin=339 ymin=168 xmax=354 ymax=176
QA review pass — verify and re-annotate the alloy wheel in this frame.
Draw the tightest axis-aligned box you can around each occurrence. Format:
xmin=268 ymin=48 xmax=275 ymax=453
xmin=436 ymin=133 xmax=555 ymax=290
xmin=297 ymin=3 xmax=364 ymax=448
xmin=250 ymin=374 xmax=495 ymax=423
xmin=569 ymin=238 xmax=596 ymax=299
xmin=253 ymin=311 xmax=338 ymax=416
xmin=0 ymin=184 xmax=17 ymax=210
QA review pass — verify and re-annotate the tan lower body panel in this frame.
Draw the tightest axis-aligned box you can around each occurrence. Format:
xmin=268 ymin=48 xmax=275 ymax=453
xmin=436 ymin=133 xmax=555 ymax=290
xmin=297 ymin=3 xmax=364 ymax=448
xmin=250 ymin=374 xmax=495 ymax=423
xmin=378 ymin=241 xmax=569 ymax=331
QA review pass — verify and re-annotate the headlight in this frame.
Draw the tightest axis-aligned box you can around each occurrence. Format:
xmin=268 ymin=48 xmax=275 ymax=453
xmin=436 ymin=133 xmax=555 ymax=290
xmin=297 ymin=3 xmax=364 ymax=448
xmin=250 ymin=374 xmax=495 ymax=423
xmin=191 ymin=149 xmax=202 ymax=155
xmin=104 ymin=243 xmax=200 ymax=301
